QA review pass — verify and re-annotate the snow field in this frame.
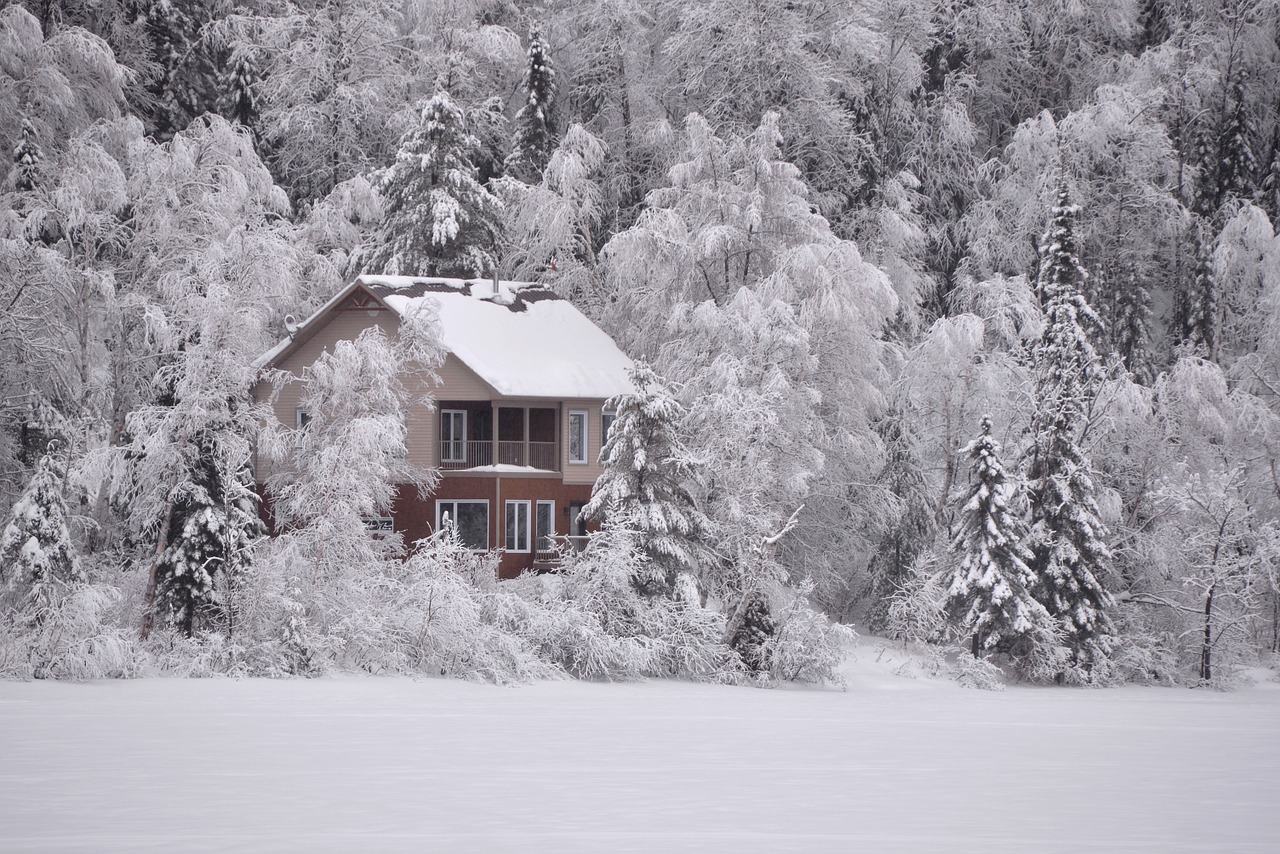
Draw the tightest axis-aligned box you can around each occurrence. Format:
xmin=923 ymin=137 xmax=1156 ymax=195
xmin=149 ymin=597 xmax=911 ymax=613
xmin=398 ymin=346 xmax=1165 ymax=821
xmin=2 ymin=647 xmax=1278 ymax=853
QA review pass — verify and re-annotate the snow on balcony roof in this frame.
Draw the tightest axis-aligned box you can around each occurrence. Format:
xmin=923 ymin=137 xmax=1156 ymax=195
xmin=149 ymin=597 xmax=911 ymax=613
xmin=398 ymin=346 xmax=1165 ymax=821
xmin=359 ymin=275 xmax=635 ymax=400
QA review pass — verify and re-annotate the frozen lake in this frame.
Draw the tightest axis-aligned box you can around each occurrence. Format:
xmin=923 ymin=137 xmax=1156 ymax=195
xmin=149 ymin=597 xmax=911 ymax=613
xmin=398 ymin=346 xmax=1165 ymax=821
xmin=2 ymin=651 xmax=1278 ymax=853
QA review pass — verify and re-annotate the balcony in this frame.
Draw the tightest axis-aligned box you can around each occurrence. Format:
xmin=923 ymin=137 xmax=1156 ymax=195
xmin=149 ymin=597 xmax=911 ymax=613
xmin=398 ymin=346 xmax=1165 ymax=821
xmin=440 ymin=439 xmax=559 ymax=471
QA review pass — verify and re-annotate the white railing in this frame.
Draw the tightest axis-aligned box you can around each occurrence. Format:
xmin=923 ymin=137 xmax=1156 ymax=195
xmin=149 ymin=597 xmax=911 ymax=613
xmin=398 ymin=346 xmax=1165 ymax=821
xmin=441 ymin=439 xmax=559 ymax=470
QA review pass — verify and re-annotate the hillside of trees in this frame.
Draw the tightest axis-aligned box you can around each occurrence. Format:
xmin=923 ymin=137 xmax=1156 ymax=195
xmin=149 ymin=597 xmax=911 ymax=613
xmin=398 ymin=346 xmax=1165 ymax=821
xmin=1 ymin=0 xmax=1279 ymax=686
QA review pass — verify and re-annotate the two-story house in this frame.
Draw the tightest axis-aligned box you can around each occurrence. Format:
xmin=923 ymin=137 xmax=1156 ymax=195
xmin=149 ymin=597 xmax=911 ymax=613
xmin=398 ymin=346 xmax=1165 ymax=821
xmin=253 ymin=274 xmax=634 ymax=579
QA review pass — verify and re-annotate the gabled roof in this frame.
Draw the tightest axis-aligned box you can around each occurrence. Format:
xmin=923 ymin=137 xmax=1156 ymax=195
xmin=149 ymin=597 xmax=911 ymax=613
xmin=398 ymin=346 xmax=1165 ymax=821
xmin=257 ymin=275 xmax=635 ymax=401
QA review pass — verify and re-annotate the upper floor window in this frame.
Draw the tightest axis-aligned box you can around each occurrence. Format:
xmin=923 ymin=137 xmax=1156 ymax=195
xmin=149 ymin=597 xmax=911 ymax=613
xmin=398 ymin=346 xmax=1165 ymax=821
xmin=441 ymin=409 xmax=467 ymax=463
xmin=568 ymin=410 xmax=588 ymax=464
xmin=296 ymin=409 xmax=312 ymax=430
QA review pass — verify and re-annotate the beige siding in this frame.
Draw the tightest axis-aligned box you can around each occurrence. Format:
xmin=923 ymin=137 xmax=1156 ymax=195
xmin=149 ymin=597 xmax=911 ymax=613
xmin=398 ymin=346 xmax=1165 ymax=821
xmin=561 ymin=398 xmax=610 ymax=485
xmin=252 ymin=304 xmax=611 ymax=492
xmin=436 ymin=353 xmax=493 ymax=401
xmin=253 ymin=310 xmax=502 ymax=480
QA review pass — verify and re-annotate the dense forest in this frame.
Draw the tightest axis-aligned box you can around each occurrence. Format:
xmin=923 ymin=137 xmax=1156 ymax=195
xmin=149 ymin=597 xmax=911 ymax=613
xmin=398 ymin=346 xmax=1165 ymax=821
xmin=1 ymin=0 xmax=1279 ymax=687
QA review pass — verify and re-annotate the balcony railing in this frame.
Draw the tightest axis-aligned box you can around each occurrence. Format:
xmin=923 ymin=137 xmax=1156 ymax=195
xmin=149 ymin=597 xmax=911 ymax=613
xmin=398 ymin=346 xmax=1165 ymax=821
xmin=441 ymin=440 xmax=559 ymax=471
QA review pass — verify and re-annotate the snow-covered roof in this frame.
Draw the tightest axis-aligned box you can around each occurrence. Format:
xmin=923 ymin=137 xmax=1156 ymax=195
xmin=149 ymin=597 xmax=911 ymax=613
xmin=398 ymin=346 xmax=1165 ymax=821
xmin=259 ymin=275 xmax=635 ymax=401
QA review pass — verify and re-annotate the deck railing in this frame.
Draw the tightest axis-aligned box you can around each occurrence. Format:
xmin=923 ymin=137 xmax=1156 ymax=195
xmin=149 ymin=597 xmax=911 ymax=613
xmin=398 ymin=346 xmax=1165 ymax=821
xmin=441 ymin=439 xmax=558 ymax=471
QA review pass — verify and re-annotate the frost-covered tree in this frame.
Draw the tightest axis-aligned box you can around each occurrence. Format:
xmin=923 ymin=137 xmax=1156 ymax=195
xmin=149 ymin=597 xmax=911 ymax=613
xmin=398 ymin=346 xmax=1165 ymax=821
xmin=1111 ymin=263 xmax=1154 ymax=383
xmin=153 ymin=426 xmax=265 ymax=637
xmin=11 ymin=118 xmax=42 ymax=192
xmin=664 ymin=288 xmax=824 ymax=600
xmin=367 ymin=91 xmax=503 ymax=278
xmin=0 ymin=448 xmax=83 ymax=606
xmin=866 ymin=413 xmax=936 ymax=633
xmin=505 ymin=27 xmax=558 ymax=183
xmin=1025 ymin=184 xmax=1116 ymax=675
xmin=945 ymin=417 xmax=1058 ymax=662
xmin=498 ymin=123 xmax=608 ymax=296
xmin=1183 ymin=218 xmax=1220 ymax=357
xmin=212 ymin=0 xmax=407 ymax=203
xmin=219 ymin=47 xmax=258 ymax=131
xmin=584 ymin=363 xmax=711 ymax=597
xmin=0 ymin=5 xmax=128 ymax=189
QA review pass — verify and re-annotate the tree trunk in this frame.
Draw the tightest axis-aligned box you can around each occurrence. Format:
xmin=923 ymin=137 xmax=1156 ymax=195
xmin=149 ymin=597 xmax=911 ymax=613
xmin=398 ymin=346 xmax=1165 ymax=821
xmin=140 ymin=498 xmax=176 ymax=640
xmin=1199 ymin=581 xmax=1215 ymax=682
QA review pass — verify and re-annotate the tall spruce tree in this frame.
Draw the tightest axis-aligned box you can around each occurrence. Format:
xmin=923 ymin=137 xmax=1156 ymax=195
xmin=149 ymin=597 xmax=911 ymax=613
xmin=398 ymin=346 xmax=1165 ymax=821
xmin=1185 ymin=217 xmax=1219 ymax=358
xmin=505 ymin=27 xmax=558 ymax=183
xmin=584 ymin=363 xmax=711 ymax=597
xmin=1025 ymin=183 xmax=1116 ymax=674
xmin=367 ymin=91 xmax=503 ymax=278
xmin=946 ymin=417 xmax=1057 ymax=659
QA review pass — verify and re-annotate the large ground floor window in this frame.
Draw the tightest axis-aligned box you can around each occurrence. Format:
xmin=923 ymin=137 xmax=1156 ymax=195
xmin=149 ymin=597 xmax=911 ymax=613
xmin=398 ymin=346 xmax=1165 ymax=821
xmin=437 ymin=500 xmax=489 ymax=551
xmin=505 ymin=500 xmax=531 ymax=553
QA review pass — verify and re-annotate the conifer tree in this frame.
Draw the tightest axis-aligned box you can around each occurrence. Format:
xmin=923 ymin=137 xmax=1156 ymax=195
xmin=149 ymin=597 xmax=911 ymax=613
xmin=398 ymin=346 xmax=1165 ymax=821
xmin=584 ymin=363 xmax=711 ymax=597
xmin=11 ymin=118 xmax=41 ymax=192
xmin=1185 ymin=218 xmax=1219 ymax=358
xmin=1112 ymin=264 xmax=1154 ymax=383
xmin=1214 ymin=75 xmax=1257 ymax=210
xmin=1025 ymin=183 xmax=1116 ymax=674
xmin=155 ymin=431 xmax=265 ymax=636
xmin=867 ymin=413 xmax=935 ymax=633
xmin=220 ymin=48 xmax=258 ymax=131
xmin=945 ymin=417 xmax=1056 ymax=659
xmin=505 ymin=27 xmax=558 ymax=183
xmin=1259 ymin=125 xmax=1280 ymax=225
xmin=0 ymin=449 xmax=83 ymax=607
xmin=367 ymin=91 xmax=503 ymax=278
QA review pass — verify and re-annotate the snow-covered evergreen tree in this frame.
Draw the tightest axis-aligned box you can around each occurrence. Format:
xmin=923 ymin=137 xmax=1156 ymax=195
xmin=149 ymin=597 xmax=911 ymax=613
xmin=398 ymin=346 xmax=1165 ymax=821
xmin=1213 ymin=75 xmax=1258 ymax=212
xmin=867 ymin=413 xmax=936 ymax=634
xmin=0 ymin=449 xmax=83 ymax=607
xmin=11 ymin=117 xmax=41 ymax=192
xmin=367 ymin=91 xmax=503 ymax=278
xmin=155 ymin=429 xmax=265 ymax=637
xmin=220 ymin=48 xmax=258 ymax=130
xmin=505 ymin=27 xmax=558 ymax=183
xmin=1025 ymin=184 xmax=1116 ymax=675
xmin=1185 ymin=218 xmax=1219 ymax=358
xmin=1112 ymin=264 xmax=1154 ymax=383
xmin=584 ymin=363 xmax=711 ymax=597
xmin=945 ymin=417 xmax=1057 ymax=661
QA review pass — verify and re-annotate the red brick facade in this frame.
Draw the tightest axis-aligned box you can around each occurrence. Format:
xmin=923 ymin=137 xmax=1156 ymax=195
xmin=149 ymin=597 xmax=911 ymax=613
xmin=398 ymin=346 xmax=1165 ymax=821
xmin=260 ymin=474 xmax=595 ymax=580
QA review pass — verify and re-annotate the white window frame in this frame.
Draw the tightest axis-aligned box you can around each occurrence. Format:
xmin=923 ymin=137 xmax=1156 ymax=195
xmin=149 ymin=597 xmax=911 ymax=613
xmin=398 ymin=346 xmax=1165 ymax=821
xmin=505 ymin=499 xmax=531 ymax=553
xmin=295 ymin=409 xmax=312 ymax=430
xmin=436 ymin=499 xmax=489 ymax=551
xmin=568 ymin=409 xmax=588 ymax=465
xmin=441 ymin=409 xmax=467 ymax=463
xmin=535 ymin=500 xmax=555 ymax=554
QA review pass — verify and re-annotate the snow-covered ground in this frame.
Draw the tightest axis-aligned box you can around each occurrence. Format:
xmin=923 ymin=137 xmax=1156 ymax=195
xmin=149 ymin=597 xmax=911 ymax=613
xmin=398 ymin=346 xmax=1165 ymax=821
xmin=2 ymin=644 xmax=1278 ymax=854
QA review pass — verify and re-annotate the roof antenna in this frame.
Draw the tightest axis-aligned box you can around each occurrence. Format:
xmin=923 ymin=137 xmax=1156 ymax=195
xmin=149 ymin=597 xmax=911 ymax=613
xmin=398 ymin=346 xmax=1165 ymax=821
xmin=284 ymin=314 xmax=299 ymax=339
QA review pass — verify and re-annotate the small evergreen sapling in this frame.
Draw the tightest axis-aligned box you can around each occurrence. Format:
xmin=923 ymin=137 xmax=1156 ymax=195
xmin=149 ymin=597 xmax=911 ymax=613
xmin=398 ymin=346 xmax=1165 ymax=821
xmin=584 ymin=363 xmax=711 ymax=597
xmin=11 ymin=118 xmax=41 ymax=192
xmin=945 ymin=417 xmax=1057 ymax=661
xmin=0 ymin=449 xmax=83 ymax=607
